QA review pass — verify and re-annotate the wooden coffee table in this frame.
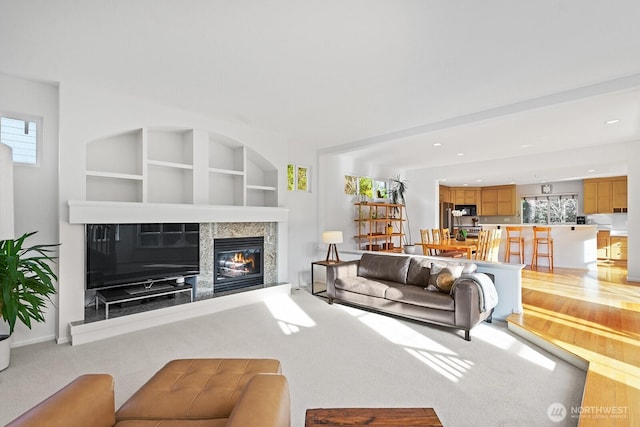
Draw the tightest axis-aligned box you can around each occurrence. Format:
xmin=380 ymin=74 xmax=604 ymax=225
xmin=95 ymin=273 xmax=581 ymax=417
xmin=305 ymin=408 xmax=442 ymax=426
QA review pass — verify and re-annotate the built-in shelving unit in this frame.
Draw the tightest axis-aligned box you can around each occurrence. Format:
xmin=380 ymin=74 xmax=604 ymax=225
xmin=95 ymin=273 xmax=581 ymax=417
xmin=85 ymin=127 xmax=278 ymax=207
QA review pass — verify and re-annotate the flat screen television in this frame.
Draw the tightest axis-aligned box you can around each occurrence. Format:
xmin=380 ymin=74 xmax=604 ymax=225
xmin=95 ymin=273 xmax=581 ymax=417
xmin=86 ymin=223 xmax=200 ymax=290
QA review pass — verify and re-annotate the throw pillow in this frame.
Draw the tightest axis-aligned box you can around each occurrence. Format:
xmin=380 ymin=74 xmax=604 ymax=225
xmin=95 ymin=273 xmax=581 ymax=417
xmin=427 ymin=262 xmax=464 ymax=293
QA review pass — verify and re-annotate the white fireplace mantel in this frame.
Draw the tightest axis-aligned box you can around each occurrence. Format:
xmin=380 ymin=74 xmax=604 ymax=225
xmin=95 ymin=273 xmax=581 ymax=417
xmin=68 ymin=200 xmax=289 ymax=224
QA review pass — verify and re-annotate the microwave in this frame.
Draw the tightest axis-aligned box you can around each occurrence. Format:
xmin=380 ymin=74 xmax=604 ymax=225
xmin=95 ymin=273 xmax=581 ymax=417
xmin=455 ymin=205 xmax=477 ymax=216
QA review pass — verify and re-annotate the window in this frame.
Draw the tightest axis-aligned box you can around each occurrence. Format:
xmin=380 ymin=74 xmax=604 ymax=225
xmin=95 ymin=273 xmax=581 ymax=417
xmin=522 ymin=195 xmax=578 ymax=224
xmin=344 ymin=175 xmax=389 ymax=198
xmin=0 ymin=115 xmax=39 ymax=165
xmin=287 ymin=164 xmax=310 ymax=192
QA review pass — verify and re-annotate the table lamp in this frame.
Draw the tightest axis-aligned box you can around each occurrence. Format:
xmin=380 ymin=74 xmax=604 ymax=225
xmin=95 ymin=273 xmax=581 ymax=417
xmin=322 ymin=230 xmax=343 ymax=263
xmin=0 ymin=143 xmax=15 ymax=241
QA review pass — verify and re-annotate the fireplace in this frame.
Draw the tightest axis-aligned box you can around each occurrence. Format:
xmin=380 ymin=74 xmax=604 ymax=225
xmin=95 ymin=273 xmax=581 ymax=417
xmin=213 ymin=237 xmax=264 ymax=293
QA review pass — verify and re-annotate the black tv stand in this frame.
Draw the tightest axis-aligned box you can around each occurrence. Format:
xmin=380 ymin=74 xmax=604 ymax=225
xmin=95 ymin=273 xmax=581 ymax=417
xmin=95 ymin=279 xmax=194 ymax=320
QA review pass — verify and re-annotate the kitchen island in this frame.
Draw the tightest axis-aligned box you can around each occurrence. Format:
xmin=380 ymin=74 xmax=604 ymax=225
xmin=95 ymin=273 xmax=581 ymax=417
xmin=480 ymin=224 xmax=599 ymax=269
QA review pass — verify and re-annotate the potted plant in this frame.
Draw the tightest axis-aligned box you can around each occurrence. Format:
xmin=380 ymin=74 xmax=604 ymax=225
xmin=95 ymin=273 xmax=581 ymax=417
xmin=0 ymin=231 xmax=58 ymax=370
xmin=390 ymin=175 xmax=415 ymax=254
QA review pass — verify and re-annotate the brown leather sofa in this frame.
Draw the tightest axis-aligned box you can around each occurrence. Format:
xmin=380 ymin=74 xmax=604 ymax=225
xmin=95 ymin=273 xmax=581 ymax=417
xmin=7 ymin=359 xmax=291 ymax=427
xmin=326 ymin=253 xmax=497 ymax=340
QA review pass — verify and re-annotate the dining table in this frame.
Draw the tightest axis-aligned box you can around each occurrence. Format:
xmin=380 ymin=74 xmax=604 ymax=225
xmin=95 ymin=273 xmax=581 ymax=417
xmin=420 ymin=238 xmax=478 ymax=259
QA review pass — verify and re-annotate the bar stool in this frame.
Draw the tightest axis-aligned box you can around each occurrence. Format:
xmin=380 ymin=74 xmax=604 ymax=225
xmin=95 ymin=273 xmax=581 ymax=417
xmin=532 ymin=226 xmax=554 ymax=270
xmin=504 ymin=226 xmax=525 ymax=264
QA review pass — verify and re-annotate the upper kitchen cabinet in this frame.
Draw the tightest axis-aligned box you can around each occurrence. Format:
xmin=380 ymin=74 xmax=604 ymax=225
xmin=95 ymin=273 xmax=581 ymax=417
xmin=481 ymin=185 xmax=516 ymax=216
xmin=85 ymin=127 xmax=278 ymax=207
xmin=612 ymin=177 xmax=628 ymax=212
xmin=439 ymin=185 xmax=452 ymax=203
xmin=451 ymin=187 xmax=480 ymax=206
xmin=583 ymin=176 xmax=627 ymax=214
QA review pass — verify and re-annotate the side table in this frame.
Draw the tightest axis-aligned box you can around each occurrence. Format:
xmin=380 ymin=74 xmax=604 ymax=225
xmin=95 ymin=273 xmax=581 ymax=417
xmin=311 ymin=260 xmax=346 ymax=295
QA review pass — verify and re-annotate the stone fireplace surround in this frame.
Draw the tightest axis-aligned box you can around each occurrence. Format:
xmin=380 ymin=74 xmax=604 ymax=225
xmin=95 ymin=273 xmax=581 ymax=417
xmin=198 ymin=222 xmax=277 ymax=298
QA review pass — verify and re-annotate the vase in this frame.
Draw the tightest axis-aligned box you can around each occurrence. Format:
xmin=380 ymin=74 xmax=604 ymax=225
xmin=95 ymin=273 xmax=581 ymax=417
xmin=456 ymin=232 xmax=466 ymax=242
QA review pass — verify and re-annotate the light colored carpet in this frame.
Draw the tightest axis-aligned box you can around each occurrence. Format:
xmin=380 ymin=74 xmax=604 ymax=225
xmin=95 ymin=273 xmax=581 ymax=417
xmin=0 ymin=288 xmax=585 ymax=426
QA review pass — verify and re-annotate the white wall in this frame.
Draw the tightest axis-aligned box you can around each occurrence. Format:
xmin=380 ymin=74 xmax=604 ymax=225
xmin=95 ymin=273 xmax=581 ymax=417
xmin=0 ymin=73 xmax=59 ymax=346
xmin=57 ymin=81 xmax=289 ymax=343
xmin=285 ymin=141 xmax=318 ymax=287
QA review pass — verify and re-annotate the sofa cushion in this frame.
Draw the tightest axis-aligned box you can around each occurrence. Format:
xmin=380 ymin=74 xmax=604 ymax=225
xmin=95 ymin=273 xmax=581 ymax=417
xmin=116 ymin=359 xmax=281 ymax=421
xmin=427 ymin=262 xmax=465 ymax=293
xmin=406 ymin=257 xmax=431 ymax=286
xmin=358 ymin=253 xmax=411 ymax=284
xmin=385 ymin=284 xmax=455 ymax=311
xmin=335 ymin=276 xmax=394 ymax=298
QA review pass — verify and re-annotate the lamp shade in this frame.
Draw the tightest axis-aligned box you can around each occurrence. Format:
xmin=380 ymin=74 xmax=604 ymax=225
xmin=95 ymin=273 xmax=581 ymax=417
xmin=322 ymin=231 xmax=343 ymax=244
xmin=0 ymin=143 xmax=15 ymax=241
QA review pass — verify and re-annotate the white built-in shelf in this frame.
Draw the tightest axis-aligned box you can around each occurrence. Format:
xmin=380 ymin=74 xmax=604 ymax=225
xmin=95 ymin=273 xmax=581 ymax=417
xmin=247 ymin=184 xmax=277 ymax=191
xmin=85 ymin=127 xmax=278 ymax=207
xmin=209 ymin=167 xmax=245 ymax=176
xmin=86 ymin=170 xmax=144 ymax=180
xmin=147 ymin=160 xmax=194 ymax=170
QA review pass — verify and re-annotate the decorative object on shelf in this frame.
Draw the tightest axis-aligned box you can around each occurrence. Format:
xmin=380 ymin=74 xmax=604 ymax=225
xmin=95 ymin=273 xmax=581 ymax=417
xmin=390 ymin=175 xmax=415 ymax=253
xmin=452 ymin=209 xmax=467 ymax=241
xmin=322 ymin=230 xmax=343 ymax=263
xmin=386 ymin=223 xmax=393 ymax=235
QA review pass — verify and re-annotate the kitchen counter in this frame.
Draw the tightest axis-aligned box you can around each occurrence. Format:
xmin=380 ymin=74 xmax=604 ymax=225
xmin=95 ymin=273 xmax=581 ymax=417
xmin=479 ymin=224 xmax=598 ymax=269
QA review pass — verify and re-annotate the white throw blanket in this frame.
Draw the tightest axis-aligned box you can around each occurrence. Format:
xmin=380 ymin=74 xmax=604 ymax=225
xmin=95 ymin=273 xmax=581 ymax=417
xmin=454 ymin=273 xmax=499 ymax=312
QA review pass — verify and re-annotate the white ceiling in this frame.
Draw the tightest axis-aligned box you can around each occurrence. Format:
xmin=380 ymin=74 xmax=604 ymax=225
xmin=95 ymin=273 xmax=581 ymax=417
xmin=1 ymin=1 xmax=639 ymax=186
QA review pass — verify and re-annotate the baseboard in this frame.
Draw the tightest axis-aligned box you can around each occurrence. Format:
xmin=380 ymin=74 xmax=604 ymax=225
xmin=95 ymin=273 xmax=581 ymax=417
xmin=69 ymin=283 xmax=291 ymax=345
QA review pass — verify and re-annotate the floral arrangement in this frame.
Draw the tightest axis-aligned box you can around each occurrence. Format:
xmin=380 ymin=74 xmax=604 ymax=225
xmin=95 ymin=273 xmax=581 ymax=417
xmin=451 ymin=210 xmax=467 ymax=240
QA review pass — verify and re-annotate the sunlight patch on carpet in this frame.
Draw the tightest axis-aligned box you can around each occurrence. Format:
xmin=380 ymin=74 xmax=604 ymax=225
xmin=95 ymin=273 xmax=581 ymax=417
xmin=264 ymin=294 xmax=315 ymax=335
xmin=357 ymin=311 xmax=456 ymax=355
xmin=474 ymin=323 xmax=556 ymax=370
xmin=405 ymin=348 xmax=473 ymax=383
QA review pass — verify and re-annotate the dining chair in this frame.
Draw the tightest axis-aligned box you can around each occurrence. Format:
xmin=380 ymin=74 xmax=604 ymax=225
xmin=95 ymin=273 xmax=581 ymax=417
xmin=420 ymin=229 xmax=437 ymax=256
xmin=431 ymin=228 xmax=464 ymax=258
xmin=487 ymin=229 xmax=502 ymax=262
xmin=475 ymin=230 xmax=489 ymax=261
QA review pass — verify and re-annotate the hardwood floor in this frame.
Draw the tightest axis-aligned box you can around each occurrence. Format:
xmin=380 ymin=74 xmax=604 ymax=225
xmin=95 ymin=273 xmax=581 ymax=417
xmin=507 ymin=263 xmax=640 ymax=427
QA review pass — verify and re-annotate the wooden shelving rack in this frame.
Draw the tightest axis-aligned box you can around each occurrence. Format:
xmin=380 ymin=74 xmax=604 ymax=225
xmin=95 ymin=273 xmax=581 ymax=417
xmin=354 ymin=202 xmax=404 ymax=253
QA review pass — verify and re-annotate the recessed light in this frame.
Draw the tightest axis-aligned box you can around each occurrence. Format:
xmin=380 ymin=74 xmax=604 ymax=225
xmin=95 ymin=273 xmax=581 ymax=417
xmin=457 ymin=153 xmax=464 ymax=156
xmin=463 ymin=183 xmax=469 ymax=187
xmin=587 ymin=169 xmax=596 ymax=173
xmin=440 ymin=178 xmax=448 ymax=182
xmin=433 ymin=143 xmax=442 ymax=147
xmin=476 ymin=179 xmax=482 ymax=182
xmin=605 ymin=119 xmax=620 ymax=125
xmin=520 ymin=144 xmax=533 ymax=148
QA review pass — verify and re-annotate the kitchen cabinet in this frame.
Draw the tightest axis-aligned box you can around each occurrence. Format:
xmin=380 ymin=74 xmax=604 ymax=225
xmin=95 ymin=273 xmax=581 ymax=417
xmin=451 ymin=188 xmax=480 ymax=206
xmin=481 ymin=185 xmax=516 ymax=216
xmin=597 ymin=231 xmax=610 ymax=260
xmin=439 ymin=185 xmax=452 ymax=203
xmin=583 ymin=176 xmax=626 ymax=214
xmin=612 ymin=177 xmax=628 ymax=212
xmin=354 ymin=202 xmax=404 ymax=253
xmin=610 ymin=236 xmax=627 ymax=261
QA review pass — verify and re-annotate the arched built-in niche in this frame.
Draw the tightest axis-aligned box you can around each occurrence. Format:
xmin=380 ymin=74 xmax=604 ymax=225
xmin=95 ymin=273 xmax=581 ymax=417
xmin=85 ymin=127 xmax=278 ymax=207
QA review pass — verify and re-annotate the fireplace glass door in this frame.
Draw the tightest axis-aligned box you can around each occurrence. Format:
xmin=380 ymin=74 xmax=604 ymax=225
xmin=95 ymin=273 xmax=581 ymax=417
xmin=213 ymin=237 xmax=264 ymax=293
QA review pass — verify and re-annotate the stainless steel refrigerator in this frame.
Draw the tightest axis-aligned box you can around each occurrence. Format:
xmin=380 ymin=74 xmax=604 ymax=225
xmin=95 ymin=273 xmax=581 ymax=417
xmin=440 ymin=202 xmax=454 ymax=230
